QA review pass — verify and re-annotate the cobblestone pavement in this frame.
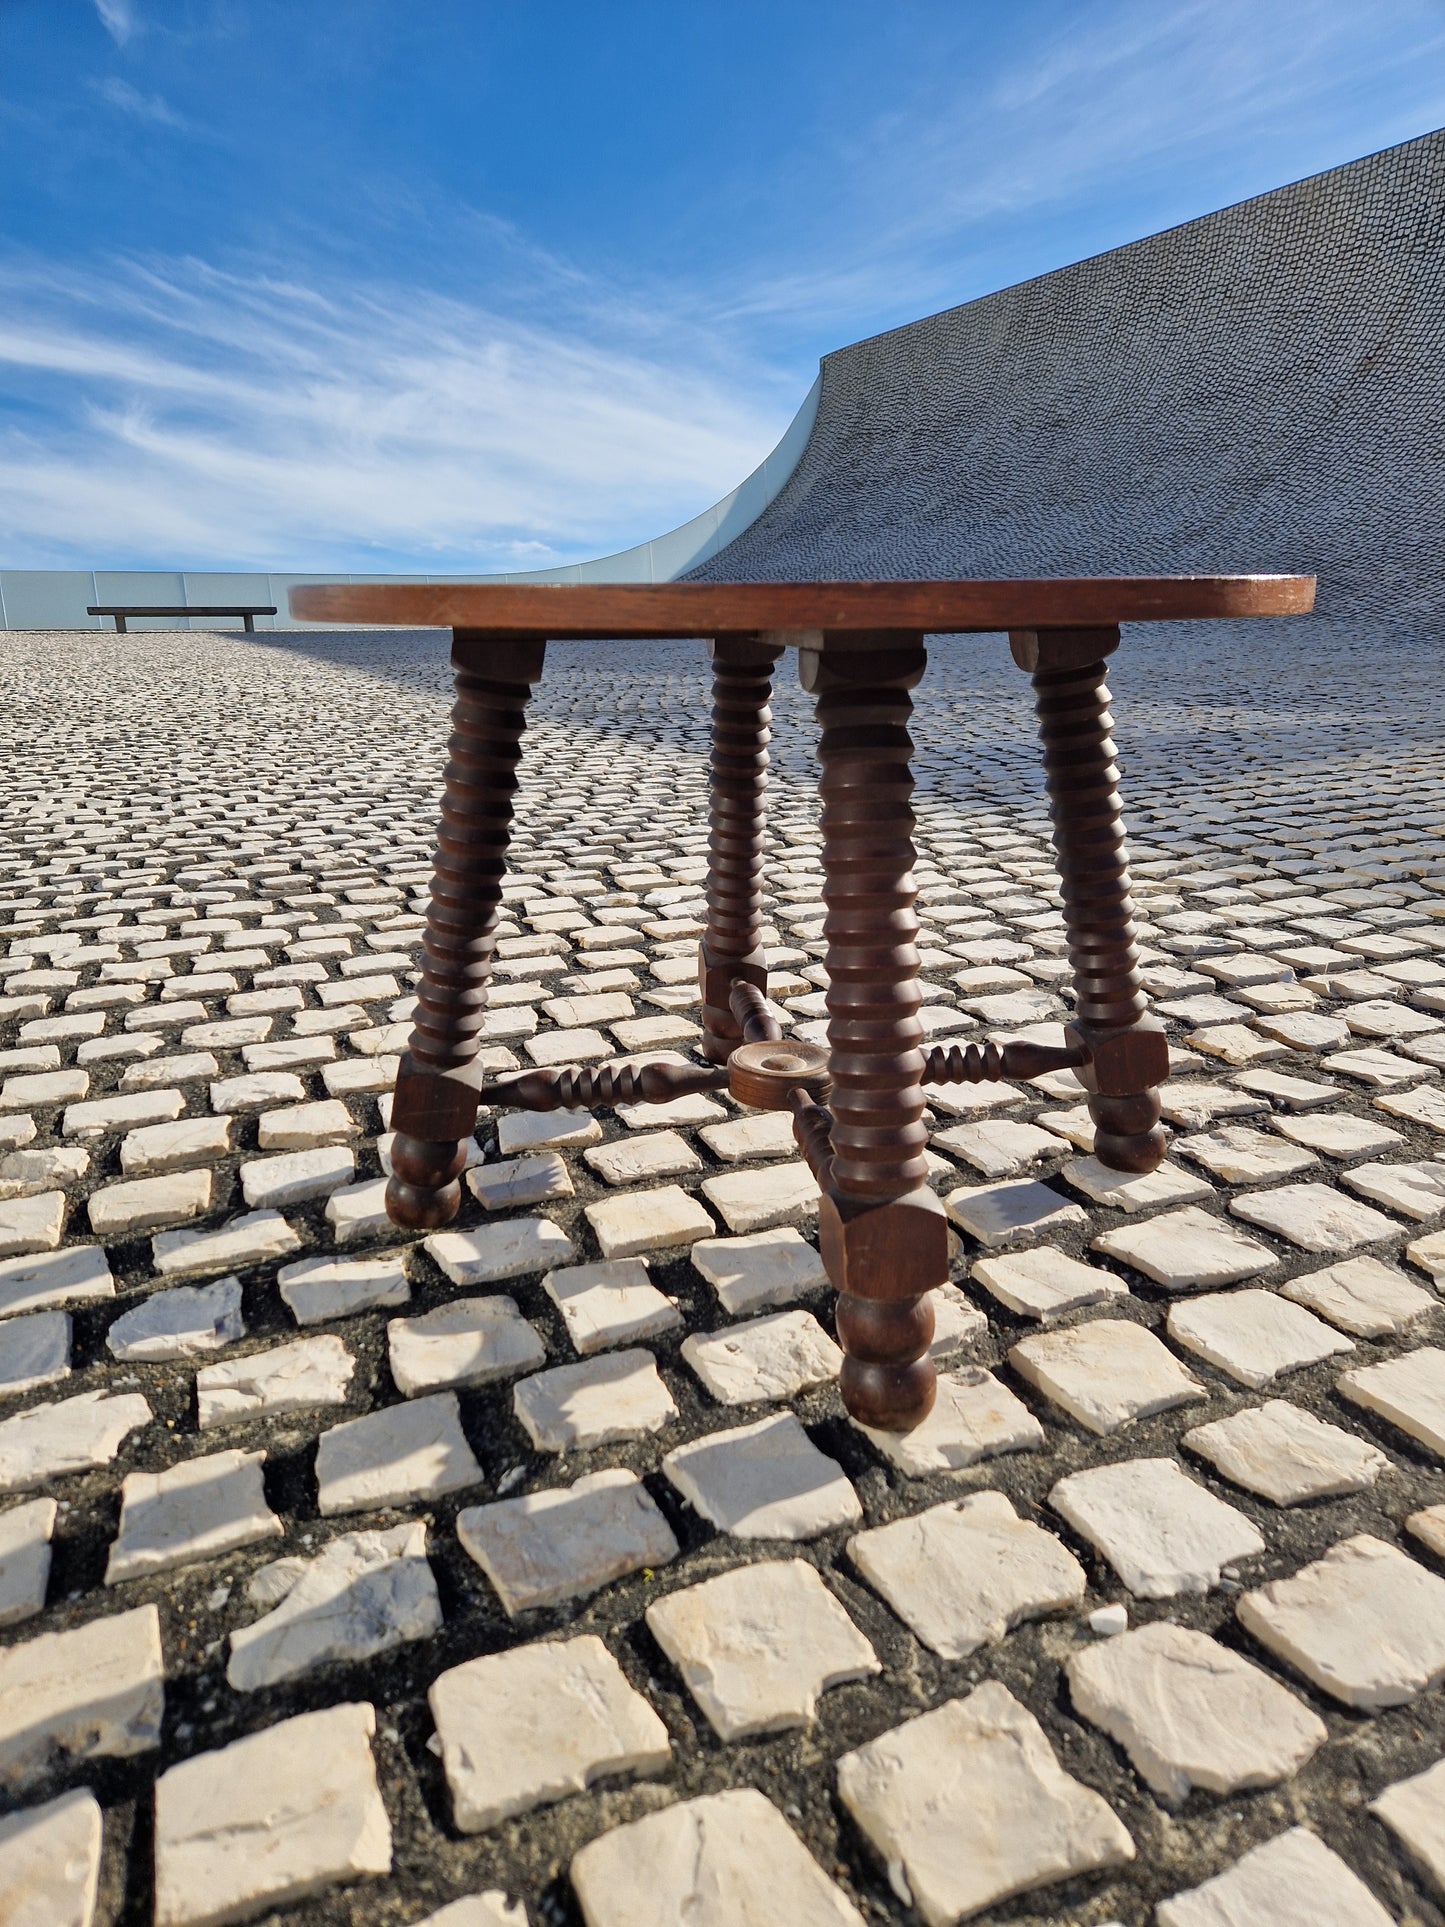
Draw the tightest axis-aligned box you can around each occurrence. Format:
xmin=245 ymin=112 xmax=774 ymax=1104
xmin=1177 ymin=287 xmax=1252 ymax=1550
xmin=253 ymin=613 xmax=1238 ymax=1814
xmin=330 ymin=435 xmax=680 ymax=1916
xmin=0 ymin=623 xmax=1443 ymax=1927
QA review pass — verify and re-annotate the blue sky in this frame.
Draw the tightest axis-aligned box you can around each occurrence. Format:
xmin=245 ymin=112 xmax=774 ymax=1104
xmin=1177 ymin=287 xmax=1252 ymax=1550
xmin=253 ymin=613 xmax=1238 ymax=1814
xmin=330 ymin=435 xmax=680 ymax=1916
xmin=3 ymin=0 xmax=1444 ymax=573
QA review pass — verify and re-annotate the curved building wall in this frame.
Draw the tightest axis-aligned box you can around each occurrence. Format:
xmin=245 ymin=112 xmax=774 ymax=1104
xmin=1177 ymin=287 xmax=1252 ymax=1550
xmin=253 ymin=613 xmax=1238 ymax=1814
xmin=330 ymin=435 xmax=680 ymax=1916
xmin=690 ymin=130 xmax=1445 ymax=637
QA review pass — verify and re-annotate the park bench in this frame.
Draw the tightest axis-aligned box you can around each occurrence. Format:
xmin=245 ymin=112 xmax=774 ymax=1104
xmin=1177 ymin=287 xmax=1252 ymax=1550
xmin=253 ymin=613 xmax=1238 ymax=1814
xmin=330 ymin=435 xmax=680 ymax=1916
xmin=87 ymin=604 xmax=277 ymax=633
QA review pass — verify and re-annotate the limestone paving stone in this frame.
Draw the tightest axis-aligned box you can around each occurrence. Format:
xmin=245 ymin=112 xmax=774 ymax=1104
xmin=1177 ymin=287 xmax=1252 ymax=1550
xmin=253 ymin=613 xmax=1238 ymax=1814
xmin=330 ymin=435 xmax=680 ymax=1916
xmin=700 ymin=1161 xmax=819 ymax=1233
xmin=1371 ymin=1754 xmax=1445 ymax=1898
xmin=0 ymin=1495 xmax=56 ymax=1626
xmin=106 ymin=1446 xmax=283 ymax=1583
xmin=426 ymin=1216 xmax=576 ymax=1285
xmin=1406 ymin=1227 xmax=1445 ymax=1283
xmin=152 ymin=1700 xmax=393 ymax=1927
xmin=0 ymin=1387 xmax=151 ymax=1493
xmin=0 ymin=1602 xmax=164 ymax=1787
xmin=0 ymin=1189 xmax=65 ymax=1256
xmin=278 ymin=1251 xmax=412 ymax=1324
xmin=325 ymin=1176 xmax=394 ymax=1244
xmin=466 ymin=1150 xmax=574 ymax=1209
xmin=196 ymin=1333 xmax=354 ymax=1428
xmin=1376 ymin=1081 xmax=1445 ymax=1133
xmin=927 ymin=1279 xmax=988 ymax=1354
xmin=1230 ymin=1182 xmax=1401 ymax=1252
xmin=416 ymin=1898 xmax=529 ymax=1927
xmin=1344 ymin=1158 xmax=1445 ymax=1220
xmin=458 ymin=1467 xmax=678 ymax=1615
xmin=1281 ymin=1252 xmax=1438 ymax=1334
xmin=0 ymin=1244 xmax=110 ymax=1324
xmin=1067 ymin=1620 xmax=1326 ymax=1802
xmin=1010 ymin=1318 xmax=1206 ymax=1433
xmin=1406 ymin=1504 xmax=1445 ymax=1559
xmin=88 ymin=1166 xmax=211 ymax=1237
xmin=583 ymin=1130 xmax=701 ymax=1187
xmin=1092 ymin=1205 xmax=1278 ymax=1291
xmin=690 ymin=1225 xmax=828 ymax=1313
xmin=932 ymin=1116 xmax=1061 ymax=1178
xmin=663 ymin=1411 xmax=861 ymax=1539
xmin=647 ymin=1558 xmax=878 ymax=1740
xmin=1175 ymin=1125 xmax=1319 ymax=1184
xmin=240 ymin=1144 xmax=355 ymax=1208
xmin=848 ymin=1490 xmax=1085 ymax=1659
xmin=1338 ymin=1345 xmax=1445 ymax=1455
xmin=855 ymin=1367 xmax=1045 ymax=1477
xmin=1155 ymin=1826 xmax=1393 ymax=1927
xmin=495 ymin=1107 xmax=602 ymax=1154
xmin=569 ymin=1787 xmax=865 ymax=1927
xmin=1238 ymin=1533 xmax=1445 ymax=1706
xmin=388 ymin=1296 xmax=544 ymax=1398
xmin=1182 ymin=1399 xmax=1389 ymax=1504
xmin=428 ymin=1633 xmax=670 ymax=1832
xmin=0 ymin=1786 xmax=104 ymax=1927
xmin=1166 ymin=1288 xmax=1354 ymax=1387
xmin=543 ymin=1256 xmax=682 ymax=1354
xmin=698 ymin=1109 xmax=798 ymax=1161
xmin=682 ymin=1308 xmax=842 ymax=1405
xmin=0 ymin=1307 xmax=70 ymax=1395
xmin=1233 ymin=1066 xmax=1340 ymax=1109
xmin=836 ymin=1682 xmax=1135 ymax=1927
xmin=1050 ymin=1457 xmax=1265 ymax=1597
xmin=316 ymin=1392 xmax=484 ymax=1516
xmin=1061 ymin=1156 xmax=1212 ymax=1211
xmin=1328 ymin=1046 xmax=1433 ymax=1087
xmin=585 ymin=1183 xmax=715 ymax=1259
xmin=255 ymin=1097 xmax=356 ymax=1148
xmin=945 ymin=1176 xmax=1088 ymax=1247
xmin=153 ymin=1208 xmax=301 ymax=1278
xmin=971 ymin=1244 xmax=1128 ymax=1319
xmin=1270 ymin=1111 xmax=1404 ymax=1158
xmin=514 ymin=1347 xmax=677 ymax=1450
xmin=228 ymin=1520 xmax=442 ymax=1690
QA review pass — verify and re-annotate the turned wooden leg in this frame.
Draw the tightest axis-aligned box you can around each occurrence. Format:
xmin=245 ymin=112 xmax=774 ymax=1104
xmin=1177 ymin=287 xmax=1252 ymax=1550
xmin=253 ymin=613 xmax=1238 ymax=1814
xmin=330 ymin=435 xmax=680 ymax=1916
xmin=1011 ymin=626 xmax=1168 ymax=1174
xmin=386 ymin=632 xmax=546 ymax=1229
xmin=802 ymin=636 xmax=943 ymax=1431
xmin=699 ymin=633 xmax=785 ymax=1063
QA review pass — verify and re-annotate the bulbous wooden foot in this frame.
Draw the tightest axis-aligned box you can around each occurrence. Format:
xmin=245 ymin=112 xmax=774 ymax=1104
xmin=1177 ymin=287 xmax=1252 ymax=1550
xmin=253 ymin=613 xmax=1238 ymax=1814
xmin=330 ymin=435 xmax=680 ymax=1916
xmin=385 ymin=1133 xmax=469 ymax=1229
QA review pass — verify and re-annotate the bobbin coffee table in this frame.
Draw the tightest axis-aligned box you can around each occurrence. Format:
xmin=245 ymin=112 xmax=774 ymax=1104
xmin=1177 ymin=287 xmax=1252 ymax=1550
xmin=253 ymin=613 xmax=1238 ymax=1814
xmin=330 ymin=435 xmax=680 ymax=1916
xmin=290 ymin=578 xmax=1315 ymax=1430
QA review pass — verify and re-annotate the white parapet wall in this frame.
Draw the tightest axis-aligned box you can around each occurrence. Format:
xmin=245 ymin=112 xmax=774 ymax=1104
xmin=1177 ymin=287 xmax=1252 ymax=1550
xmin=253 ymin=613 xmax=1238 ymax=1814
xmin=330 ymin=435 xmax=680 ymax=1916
xmin=0 ymin=375 xmax=820 ymax=630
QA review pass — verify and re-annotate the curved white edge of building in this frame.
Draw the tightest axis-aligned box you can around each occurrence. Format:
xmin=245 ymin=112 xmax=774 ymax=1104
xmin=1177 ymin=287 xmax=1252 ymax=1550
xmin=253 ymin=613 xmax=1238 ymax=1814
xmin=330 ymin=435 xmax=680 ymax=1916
xmin=0 ymin=374 xmax=821 ymax=631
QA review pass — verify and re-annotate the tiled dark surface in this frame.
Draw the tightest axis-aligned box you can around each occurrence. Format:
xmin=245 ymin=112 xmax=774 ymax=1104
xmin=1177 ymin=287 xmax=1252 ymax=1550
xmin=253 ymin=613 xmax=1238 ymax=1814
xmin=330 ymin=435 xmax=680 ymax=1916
xmin=692 ymin=128 xmax=1445 ymax=640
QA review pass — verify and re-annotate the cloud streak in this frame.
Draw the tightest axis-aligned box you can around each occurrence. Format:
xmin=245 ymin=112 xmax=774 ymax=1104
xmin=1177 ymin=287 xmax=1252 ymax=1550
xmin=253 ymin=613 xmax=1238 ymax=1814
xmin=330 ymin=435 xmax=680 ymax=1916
xmin=0 ymin=259 xmax=796 ymax=571
xmin=94 ymin=0 xmax=137 ymax=47
xmin=91 ymin=76 xmax=188 ymax=129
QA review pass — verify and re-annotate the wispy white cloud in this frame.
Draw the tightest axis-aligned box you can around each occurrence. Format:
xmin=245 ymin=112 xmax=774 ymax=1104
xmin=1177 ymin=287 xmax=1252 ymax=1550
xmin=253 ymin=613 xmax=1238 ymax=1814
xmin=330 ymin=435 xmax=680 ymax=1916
xmin=0 ymin=258 xmax=797 ymax=571
xmin=91 ymin=76 xmax=188 ymax=129
xmin=724 ymin=0 xmax=1445 ymax=329
xmin=94 ymin=0 xmax=137 ymax=47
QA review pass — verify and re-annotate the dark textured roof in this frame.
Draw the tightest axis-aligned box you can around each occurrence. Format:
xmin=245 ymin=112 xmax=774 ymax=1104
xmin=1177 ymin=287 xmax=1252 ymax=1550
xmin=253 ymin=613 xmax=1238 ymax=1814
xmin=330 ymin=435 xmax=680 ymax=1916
xmin=690 ymin=129 xmax=1445 ymax=634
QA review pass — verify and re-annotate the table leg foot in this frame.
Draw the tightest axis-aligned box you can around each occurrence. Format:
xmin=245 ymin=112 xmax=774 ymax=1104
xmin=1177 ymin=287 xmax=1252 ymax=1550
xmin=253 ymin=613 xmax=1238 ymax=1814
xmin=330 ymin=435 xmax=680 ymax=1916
xmin=1012 ymin=627 xmax=1168 ymax=1175
xmin=385 ymin=633 xmax=545 ymax=1229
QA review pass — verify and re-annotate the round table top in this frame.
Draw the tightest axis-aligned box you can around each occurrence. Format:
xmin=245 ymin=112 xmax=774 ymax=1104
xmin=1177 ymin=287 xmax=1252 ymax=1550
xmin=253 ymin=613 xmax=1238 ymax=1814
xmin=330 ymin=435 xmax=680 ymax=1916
xmin=288 ymin=575 xmax=1315 ymax=639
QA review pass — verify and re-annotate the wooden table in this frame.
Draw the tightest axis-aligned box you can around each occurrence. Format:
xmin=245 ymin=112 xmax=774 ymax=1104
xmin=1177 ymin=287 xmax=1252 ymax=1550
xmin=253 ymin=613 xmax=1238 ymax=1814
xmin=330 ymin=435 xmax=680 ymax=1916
xmin=289 ymin=578 xmax=1315 ymax=1429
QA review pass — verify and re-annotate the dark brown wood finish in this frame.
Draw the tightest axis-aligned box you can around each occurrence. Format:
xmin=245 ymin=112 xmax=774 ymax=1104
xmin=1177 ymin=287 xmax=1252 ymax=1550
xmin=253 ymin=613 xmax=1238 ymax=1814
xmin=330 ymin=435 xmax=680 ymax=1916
xmin=1011 ymin=627 xmax=1169 ymax=1173
xmin=801 ymin=635 xmax=945 ymax=1431
xmin=289 ymin=575 xmax=1313 ymax=637
xmin=305 ymin=574 xmax=1314 ymax=1432
xmin=386 ymin=633 xmax=545 ymax=1228
xmin=700 ymin=635 xmax=784 ymax=1061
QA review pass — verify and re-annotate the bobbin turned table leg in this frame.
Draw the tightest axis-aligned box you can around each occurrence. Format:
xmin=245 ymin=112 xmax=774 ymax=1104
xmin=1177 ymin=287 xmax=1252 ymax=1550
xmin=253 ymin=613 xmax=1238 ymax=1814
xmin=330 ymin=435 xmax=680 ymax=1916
xmin=802 ymin=636 xmax=943 ymax=1431
xmin=1010 ymin=626 xmax=1168 ymax=1174
xmin=386 ymin=633 xmax=546 ymax=1229
xmin=699 ymin=633 xmax=785 ymax=1064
